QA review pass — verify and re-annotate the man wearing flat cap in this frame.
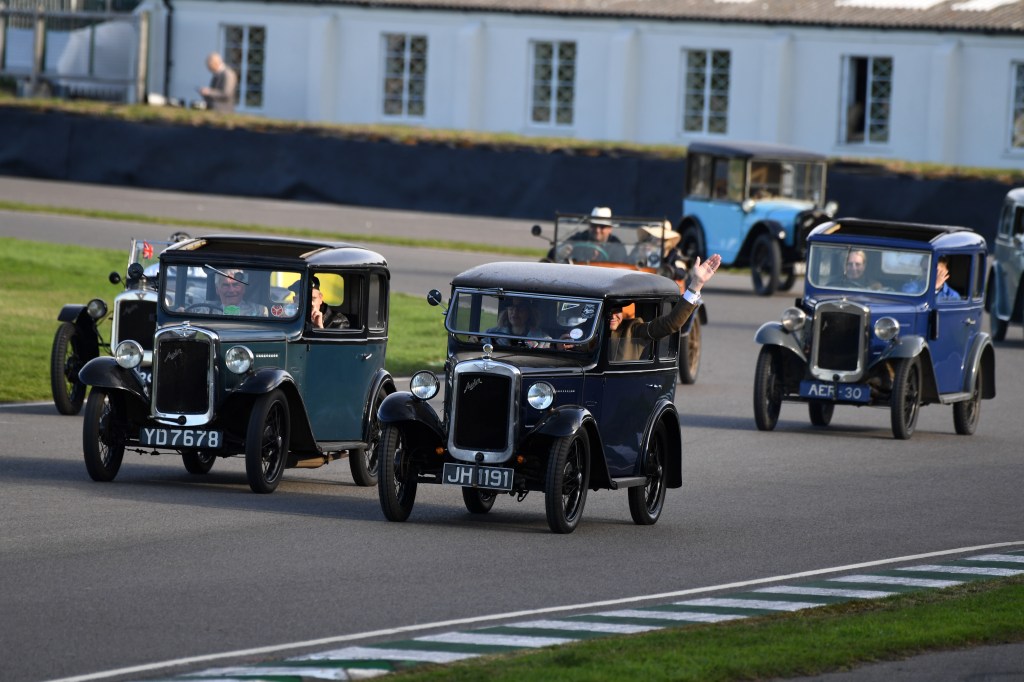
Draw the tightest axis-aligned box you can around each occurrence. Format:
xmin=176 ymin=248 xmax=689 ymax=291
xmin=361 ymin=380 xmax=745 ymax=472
xmin=292 ymin=276 xmax=351 ymax=329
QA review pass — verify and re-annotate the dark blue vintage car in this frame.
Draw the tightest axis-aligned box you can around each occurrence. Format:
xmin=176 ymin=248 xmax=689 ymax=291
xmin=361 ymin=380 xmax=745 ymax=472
xmin=375 ymin=262 xmax=687 ymax=533
xmin=753 ymin=218 xmax=995 ymax=439
xmin=78 ymin=235 xmax=394 ymax=493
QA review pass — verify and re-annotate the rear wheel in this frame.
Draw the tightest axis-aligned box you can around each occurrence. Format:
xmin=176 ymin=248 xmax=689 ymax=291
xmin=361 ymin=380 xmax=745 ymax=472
xmin=182 ymin=450 xmax=216 ymax=474
xmin=778 ymin=268 xmax=797 ymax=292
xmin=349 ymin=385 xmax=392 ymax=487
xmin=545 ymin=431 xmax=590 ymax=534
xmin=753 ymin=347 xmax=784 ymax=431
xmin=245 ymin=389 xmax=289 ymax=493
xmin=677 ymin=316 xmax=701 ymax=385
xmin=808 ymin=401 xmax=834 ymax=427
xmin=890 ymin=358 xmax=921 ymax=440
xmin=628 ymin=423 xmax=668 ymax=526
xmin=378 ymin=425 xmax=418 ymax=522
xmin=82 ymin=389 xmax=125 ymax=482
xmin=953 ymin=370 xmax=982 ymax=436
xmin=751 ymin=234 xmax=782 ymax=296
xmin=51 ymin=322 xmax=88 ymax=415
xmin=462 ymin=488 xmax=496 ymax=514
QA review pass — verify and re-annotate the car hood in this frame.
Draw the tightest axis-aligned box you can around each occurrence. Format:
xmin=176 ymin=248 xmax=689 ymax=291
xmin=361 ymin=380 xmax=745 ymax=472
xmin=163 ymin=321 xmax=297 ymax=344
xmin=805 ymin=293 xmax=926 ymax=317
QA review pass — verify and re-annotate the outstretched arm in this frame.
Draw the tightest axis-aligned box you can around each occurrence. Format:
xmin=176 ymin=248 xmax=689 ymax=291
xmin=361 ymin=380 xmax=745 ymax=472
xmin=688 ymin=253 xmax=722 ymax=293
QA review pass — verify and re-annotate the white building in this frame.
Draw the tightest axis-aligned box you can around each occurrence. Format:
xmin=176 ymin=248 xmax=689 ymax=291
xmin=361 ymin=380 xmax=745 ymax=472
xmin=138 ymin=0 xmax=1024 ymax=170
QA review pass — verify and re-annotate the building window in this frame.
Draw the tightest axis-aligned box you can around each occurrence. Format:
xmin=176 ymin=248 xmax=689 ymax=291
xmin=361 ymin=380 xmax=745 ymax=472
xmin=530 ymin=41 xmax=575 ymax=126
xmin=682 ymin=49 xmax=730 ymax=134
xmin=1011 ymin=62 xmax=1024 ymax=149
xmin=223 ymin=25 xmax=265 ymax=109
xmin=382 ymin=33 xmax=427 ymax=118
xmin=841 ymin=55 xmax=893 ymax=145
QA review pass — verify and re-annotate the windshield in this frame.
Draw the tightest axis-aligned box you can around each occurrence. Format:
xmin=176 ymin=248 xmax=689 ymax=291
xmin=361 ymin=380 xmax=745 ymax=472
xmin=807 ymin=244 xmax=931 ymax=296
xmin=550 ymin=215 xmax=675 ymax=270
xmin=447 ymin=291 xmax=602 ymax=349
xmin=748 ymin=160 xmax=826 ymax=204
xmin=161 ymin=263 xmax=303 ymax=319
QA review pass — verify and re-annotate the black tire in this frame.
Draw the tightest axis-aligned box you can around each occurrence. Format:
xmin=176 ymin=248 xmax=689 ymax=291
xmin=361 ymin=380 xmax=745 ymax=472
xmin=953 ymin=369 xmax=982 ymax=436
xmin=753 ymin=347 xmax=783 ymax=431
xmin=990 ymin=312 xmax=1008 ymax=342
xmin=245 ymin=389 xmax=290 ymax=493
xmin=349 ymin=385 xmax=392 ymax=487
xmin=462 ymin=488 xmax=497 ymax=514
xmin=778 ymin=268 xmax=797 ymax=292
xmin=890 ymin=358 xmax=921 ymax=440
xmin=679 ymin=225 xmax=705 ymax=270
xmin=182 ymin=450 xmax=216 ymax=474
xmin=545 ymin=430 xmax=591 ymax=534
xmin=677 ymin=316 xmax=701 ymax=385
xmin=51 ymin=322 xmax=87 ymax=415
xmin=808 ymin=401 xmax=834 ymax=427
xmin=628 ymin=423 xmax=668 ymax=526
xmin=378 ymin=425 xmax=418 ymax=522
xmin=751 ymin=234 xmax=782 ymax=296
xmin=82 ymin=388 xmax=124 ymax=482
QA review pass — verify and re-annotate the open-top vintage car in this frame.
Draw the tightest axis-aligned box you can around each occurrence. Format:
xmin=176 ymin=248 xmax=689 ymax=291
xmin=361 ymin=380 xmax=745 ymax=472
xmin=753 ymin=218 xmax=995 ymax=439
xmin=531 ymin=210 xmax=707 ymax=384
xmin=78 ymin=235 xmax=394 ymax=492
xmin=50 ymin=234 xmax=188 ymax=415
xmin=679 ymin=140 xmax=837 ymax=296
xmin=376 ymin=262 xmax=690 ymax=533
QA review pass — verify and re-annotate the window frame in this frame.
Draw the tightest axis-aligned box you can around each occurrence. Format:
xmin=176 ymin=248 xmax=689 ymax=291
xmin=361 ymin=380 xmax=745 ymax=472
xmin=680 ymin=48 xmax=731 ymax=135
xmin=222 ymin=23 xmax=265 ymax=111
xmin=839 ymin=54 xmax=893 ymax=147
xmin=528 ymin=39 xmax=577 ymax=128
xmin=381 ymin=32 xmax=428 ymax=120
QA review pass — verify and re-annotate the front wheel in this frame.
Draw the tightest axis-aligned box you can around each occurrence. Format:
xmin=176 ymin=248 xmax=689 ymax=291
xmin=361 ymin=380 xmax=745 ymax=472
xmin=51 ymin=322 xmax=88 ymax=415
xmin=890 ymin=358 xmax=921 ymax=440
xmin=953 ymin=370 xmax=982 ymax=436
xmin=545 ymin=431 xmax=591 ymax=534
xmin=82 ymin=389 xmax=125 ymax=482
xmin=808 ymin=401 xmax=834 ymax=427
xmin=751 ymin=234 xmax=782 ymax=296
xmin=378 ymin=425 xmax=418 ymax=521
xmin=677 ymin=316 xmax=701 ymax=385
xmin=753 ymin=347 xmax=784 ymax=431
xmin=349 ymin=384 xmax=393 ymax=487
xmin=245 ymin=389 xmax=290 ymax=493
xmin=628 ymin=423 xmax=668 ymax=526
xmin=182 ymin=450 xmax=216 ymax=474
xmin=462 ymin=488 xmax=496 ymax=514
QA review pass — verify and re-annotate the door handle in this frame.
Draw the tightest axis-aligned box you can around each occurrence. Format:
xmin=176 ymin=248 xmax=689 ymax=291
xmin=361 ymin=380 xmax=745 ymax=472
xmin=964 ymin=318 xmax=976 ymax=326
xmin=361 ymin=352 xmax=373 ymax=360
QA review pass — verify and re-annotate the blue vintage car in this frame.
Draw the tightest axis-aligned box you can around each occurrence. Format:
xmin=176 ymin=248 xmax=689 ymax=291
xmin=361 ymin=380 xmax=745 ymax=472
xmin=986 ymin=186 xmax=1024 ymax=341
xmin=376 ymin=262 xmax=687 ymax=533
xmin=78 ymin=235 xmax=395 ymax=493
xmin=679 ymin=140 xmax=837 ymax=296
xmin=753 ymin=218 xmax=995 ymax=439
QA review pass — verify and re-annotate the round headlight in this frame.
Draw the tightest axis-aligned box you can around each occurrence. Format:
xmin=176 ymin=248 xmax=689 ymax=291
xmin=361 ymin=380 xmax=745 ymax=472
xmin=781 ymin=307 xmax=807 ymax=332
xmin=114 ymin=340 xmax=143 ymax=369
xmin=874 ymin=317 xmax=900 ymax=341
xmin=527 ymin=382 xmax=555 ymax=410
xmin=410 ymin=371 xmax=440 ymax=400
xmin=86 ymin=298 xmax=108 ymax=320
xmin=225 ymin=345 xmax=254 ymax=374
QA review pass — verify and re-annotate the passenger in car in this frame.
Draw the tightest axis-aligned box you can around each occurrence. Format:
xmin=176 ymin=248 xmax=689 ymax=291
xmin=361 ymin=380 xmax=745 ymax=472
xmin=934 ymin=256 xmax=962 ymax=301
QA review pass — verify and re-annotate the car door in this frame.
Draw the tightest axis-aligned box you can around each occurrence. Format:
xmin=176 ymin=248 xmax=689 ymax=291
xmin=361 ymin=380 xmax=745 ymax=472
xmin=931 ymin=254 xmax=978 ymax=395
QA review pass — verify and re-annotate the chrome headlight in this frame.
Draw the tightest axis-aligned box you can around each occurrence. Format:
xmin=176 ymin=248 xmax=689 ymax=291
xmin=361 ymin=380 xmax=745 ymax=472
xmin=114 ymin=340 xmax=143 ymax=369
xmin=874 ymin=317 xmax=900 ymax=341
xmin=410 ymin=371 xmax=440 ymax=400
xmin=224 ymin=345 xmax=254 ymax=374
xmin=86 ymin=298 xmax=108 ymax=320
xmin=781 ymin=307 xmax=807 ymax=332
xmin=527 ymin=382 xmax=555 ymax=410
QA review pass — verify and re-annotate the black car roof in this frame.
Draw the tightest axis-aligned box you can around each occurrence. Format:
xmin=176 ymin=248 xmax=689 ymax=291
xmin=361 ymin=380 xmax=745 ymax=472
xmin=808 ymin=218 xmax=984 ymax=249
xmin=162 ymin=234 xmax=387 ymax=267
xmin=451 ymin=262 xmax=681 ymax=299
xmin=687 ymin=139 xmax=827 ymax=162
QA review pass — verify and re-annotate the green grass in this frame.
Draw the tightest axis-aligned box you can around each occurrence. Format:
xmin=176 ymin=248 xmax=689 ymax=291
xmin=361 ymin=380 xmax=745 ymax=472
xmin=388 ymin=577 xmax=1024 ymax=682
xmin=0 ymin=237 xmax=446 ymax=403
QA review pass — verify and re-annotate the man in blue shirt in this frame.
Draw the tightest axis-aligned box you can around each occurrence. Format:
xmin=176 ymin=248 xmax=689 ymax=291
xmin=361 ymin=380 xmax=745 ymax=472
xmin=935 ymin=256 xmax=961 ymax=301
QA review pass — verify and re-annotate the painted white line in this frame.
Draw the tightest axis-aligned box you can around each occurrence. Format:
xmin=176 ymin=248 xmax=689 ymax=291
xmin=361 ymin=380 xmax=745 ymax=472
xmin=828 ymin=574 xmax=962 ymax=588
xmin=597 ymin=609 xmax=746 ymax=623
xmin=505 ymin=619 xmax=659 ymax=634
xmin=416 ymin=632 xmax=573 ymax=648
xmin=293 ymin=647 xmax=478 ymax=664
xmin=754 ymin=586 xmax=898 ymax=599
xmin=677 ymin=598 xmax=826 ymax=612
xmin=184 ymin=666 xmax=353 ymax=679
xmin=897 ymin=564 xmax=1024 ymax=577
xmin=42 ymin=540 xmax=1024 ymax=682
xmin=964 ymin=553 xmax=1024 ymax=564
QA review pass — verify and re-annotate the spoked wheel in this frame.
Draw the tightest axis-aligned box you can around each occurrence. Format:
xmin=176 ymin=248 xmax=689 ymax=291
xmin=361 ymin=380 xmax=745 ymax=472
xmin=808 ymin=401 xmax=834 ymax=427
xmin=378 ymin=425 xmax=418 ymax=521
xmin=953 ymin=370 xmax=982 ymax=436
xmin=182 ymin=450 xmax=216 ymax=474
xmin=679 ymin=225 xmax=705 ymax=270
xmin=677 ymin=317 xmax=701 ymax=385
xmin=462 ymin=488 xmax=497 ymax=514
xmin=628 ymin=423 xmax=668 ymax=526
xmin=890 ymin=358 xmax=921 ymax=440
xmin=245 ymin=389 xmax=290 ymax=493
xmin=751 ymin=234 xmax=782 ymax=296
xmin=82 ymin=388 xmax=125 ymax=482
xmin=51 ymin=322 xmax=88 ymax=415
xmin=350 ymin=385 xmax=393 ymax=487
xmin=545 ymin=430 xmax=591 ymax=534
xmin=753 ymin=346 xmax=784 ymax=431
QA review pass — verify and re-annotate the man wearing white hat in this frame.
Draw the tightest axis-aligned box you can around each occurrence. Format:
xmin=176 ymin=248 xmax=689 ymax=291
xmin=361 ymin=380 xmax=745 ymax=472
xmin=565 ymin=206 xmax=628 ymax=262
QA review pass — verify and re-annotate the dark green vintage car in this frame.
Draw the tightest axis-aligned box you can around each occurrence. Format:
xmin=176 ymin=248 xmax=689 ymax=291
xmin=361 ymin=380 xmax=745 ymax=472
xmin=78 ymin=235 xmax=394 ymax=493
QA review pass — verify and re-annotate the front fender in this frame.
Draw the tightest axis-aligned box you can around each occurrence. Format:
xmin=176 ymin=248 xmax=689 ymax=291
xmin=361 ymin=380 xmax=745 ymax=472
xmin=878 ymin=335 xmax=926 ymax=361
xmin=57 ymin=304 xmax=90 ymax=324
xmin=645 ymin=402 xmax=682 ymax=489
xmin=235 ymin=367 xmax=294 ymax=395
xmin=378 ymin=391 xmax=445 ymax=440
xmin=78 ymin=356 xmax=148 ymax=404
xmin=754 ymin=322 xmax=805 ymax=362
xmin=531 ymin=405 xmax=592 ymax=439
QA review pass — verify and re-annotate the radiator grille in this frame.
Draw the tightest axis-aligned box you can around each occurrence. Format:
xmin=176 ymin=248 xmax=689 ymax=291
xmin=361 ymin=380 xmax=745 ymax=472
xmin=154 ymin=338 xmax=211 ymax=414
xmin=815 ymin=310 xmax=860 ymax=372
xmin=452 ymin=373 xmax=511 ymax=451
xmin=115 ymin=299 xmax=157 ymax=351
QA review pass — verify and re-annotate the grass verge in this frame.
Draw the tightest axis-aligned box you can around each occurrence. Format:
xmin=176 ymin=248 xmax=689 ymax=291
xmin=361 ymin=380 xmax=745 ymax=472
xmin=389 ymin=576 xmax=1024 ymax=682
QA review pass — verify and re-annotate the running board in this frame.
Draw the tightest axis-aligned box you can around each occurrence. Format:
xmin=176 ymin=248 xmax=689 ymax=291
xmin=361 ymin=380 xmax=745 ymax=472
xmin=609 ymin=476 xmax=647 ymax=490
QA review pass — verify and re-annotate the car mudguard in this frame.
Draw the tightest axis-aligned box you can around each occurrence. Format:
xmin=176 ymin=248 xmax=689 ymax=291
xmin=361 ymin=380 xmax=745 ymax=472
xmin=57 ymin=304 xmax=89 ymax=324
xmin=78 ymin=356 xmax=148 ymax=404
xmin=56 ymin=304 xmax=103 ymax=359
xmin=642 ymin=401 xmax=682 ymax=489
xmin=377 ymin=391 xmax=445 ymax=440
xmin=754 ymin=321 xmax=805 ymax=361
xmin=964 ymin=333 xmax=996 ymax=399
xmin=879 ymin=335 xmax=926 ymax=361
xmin=235 ymin=367 xmax=294 ymax=395
xmin=531 ymin=405 xmax=592 ymax=439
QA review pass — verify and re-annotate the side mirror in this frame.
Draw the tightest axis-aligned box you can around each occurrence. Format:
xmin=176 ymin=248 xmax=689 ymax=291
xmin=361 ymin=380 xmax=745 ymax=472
xmin=109 ymin=271 xmax=122 ymax=285
xmin=426 ymin=289 xmax=443 ymax=307
xmin=127 ymin=262 xmax=145 ymax=282
xmin=531 ymin=224 xmax=543 ymax=237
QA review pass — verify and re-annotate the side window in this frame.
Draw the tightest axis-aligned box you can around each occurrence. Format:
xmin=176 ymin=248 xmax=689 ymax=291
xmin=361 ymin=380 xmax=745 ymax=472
xmin=938 ymin=255 xmax=971 ymax=303
xmin=972 ymin=253 xmax=986 ymax=301
xmin=657 ymin=299 xmax=679 ymax=360
xmin=712 ymin=158 xmax=745 ymax=201
xmin=608 ymin=301 xmax=657 ymax=364
xmin=312 ymin=272 xmax=362 ymax=331
xmin=368 ymin=271 xmax=388 ymax=331
xmin=1014 ymin=205 xmax=1024 ymax=239
xmin=687 ymin=154 xmax=712 ymax=198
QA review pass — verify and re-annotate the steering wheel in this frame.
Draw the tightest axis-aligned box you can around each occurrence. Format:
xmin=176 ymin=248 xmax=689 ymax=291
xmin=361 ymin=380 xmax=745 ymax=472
xmin=571 ymin=243 xmax=609 ymax=262
xmin=184 ymin=302 xmax=222 ymax=313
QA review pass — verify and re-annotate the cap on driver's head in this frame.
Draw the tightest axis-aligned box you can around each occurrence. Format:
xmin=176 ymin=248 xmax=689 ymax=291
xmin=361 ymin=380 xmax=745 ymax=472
xmin=288 ymin=275 xmax=320 ymax=294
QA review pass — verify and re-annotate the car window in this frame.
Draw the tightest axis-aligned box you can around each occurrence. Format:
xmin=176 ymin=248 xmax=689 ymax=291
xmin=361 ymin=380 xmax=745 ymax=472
xmin=749 ymin=160 xmax=826 ymax=203
xmin=608 ymin=300 xmax=657 ymax=364
xmin=686 ymin=154 xmax=713 ymax=198
xmin=368 ymin=271 xmax=387 ymax=331
xmin=447 ymin=290 xmax=601 ymax=349
xmin=162 ymin=264 xmax=302 ymax=319
xmin=712 ymin=158 xmax=744 ymax=202
xmin=305 ymin=271 xmax=362 ymax=331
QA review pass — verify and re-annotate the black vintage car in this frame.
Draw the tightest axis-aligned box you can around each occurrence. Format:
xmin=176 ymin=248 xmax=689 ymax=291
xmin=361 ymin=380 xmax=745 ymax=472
xmin=78 ymin=235 xmax=394 ymax=493
xmin=376 ymin=262 xmax=688 ymax=533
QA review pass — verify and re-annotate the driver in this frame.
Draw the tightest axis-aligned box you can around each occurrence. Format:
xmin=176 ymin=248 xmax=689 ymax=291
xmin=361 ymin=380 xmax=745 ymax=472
xmin=563 ymin=207 xmax=628 ymax=262
xmin=210 ymin=269 xmax=268 ymax=316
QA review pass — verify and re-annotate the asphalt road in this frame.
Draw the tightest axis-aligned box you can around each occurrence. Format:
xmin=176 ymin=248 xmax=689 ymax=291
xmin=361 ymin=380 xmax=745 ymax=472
xmin=1 ymin=178 xmax=1022 ymax=682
